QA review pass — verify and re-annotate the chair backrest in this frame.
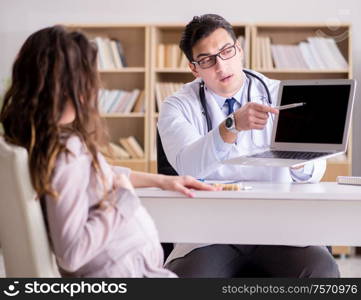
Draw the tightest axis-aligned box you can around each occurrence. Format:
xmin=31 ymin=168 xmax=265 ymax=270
xmin=0 ymin=136 xmax=60 ymax=277
xmin=156 ymin=129 xmax=178 ymax=176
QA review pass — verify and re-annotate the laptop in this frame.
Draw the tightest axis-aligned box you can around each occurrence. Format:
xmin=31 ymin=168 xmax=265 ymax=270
xmin=223 ymin=79 xmax=356 ymax=167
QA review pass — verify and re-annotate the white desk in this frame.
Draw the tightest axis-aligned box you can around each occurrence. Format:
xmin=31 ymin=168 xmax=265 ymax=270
xmin=136 ymin=182 xmax=361 ymax=246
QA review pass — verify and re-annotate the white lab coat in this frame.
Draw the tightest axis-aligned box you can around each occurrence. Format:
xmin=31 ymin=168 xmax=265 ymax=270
xmin=158 ymin=70 xmax=326 ymax=264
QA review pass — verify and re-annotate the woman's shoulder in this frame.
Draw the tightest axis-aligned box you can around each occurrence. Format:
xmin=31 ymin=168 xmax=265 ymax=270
xmin=51 ymin=135 xmax=92 ymax=187
xmin=64 ymin=135 xmax=86 ymax=156
xmin=57 ymin=135 xmax=89 ymax=166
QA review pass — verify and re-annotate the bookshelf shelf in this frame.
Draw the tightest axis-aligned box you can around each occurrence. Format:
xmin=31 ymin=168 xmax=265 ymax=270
xmin=156 ymin=68 xmax=190 ymax=73
xmin=255 ymin=69 xmax=349 ymax=73
xmin=101 ymin=113 xmax=145 ymax=118
xmin=99 ymin=67 xmax=146 ymax=73
xmin=110 ymin=158 xmax=148 ymax=171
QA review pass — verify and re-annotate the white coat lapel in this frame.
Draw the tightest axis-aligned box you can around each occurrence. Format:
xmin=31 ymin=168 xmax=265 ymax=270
xmin=204 ymin=91 xmax=225 ymax=130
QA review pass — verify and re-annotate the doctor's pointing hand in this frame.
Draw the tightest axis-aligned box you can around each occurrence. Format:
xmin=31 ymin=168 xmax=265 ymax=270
xmin=220 ymin=103 xmax=279 ymax=143
xmin=234 ymin=102 xmax=279 ymax=131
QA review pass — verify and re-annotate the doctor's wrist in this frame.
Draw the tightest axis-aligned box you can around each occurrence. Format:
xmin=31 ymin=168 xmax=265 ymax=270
xmin=219 ymin=121 xmax=238 ymax=144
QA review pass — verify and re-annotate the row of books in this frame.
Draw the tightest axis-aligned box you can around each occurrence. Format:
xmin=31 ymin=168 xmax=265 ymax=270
xmin=254 ymin=36 xmax=348 ymax=70
xmin=93 ymin=36 xmax=128 ymax=70
xmin=156 ymin=35 xmax=247 ymax=69
xmin=155 ymin=82 xmax=184 ymax=112
xmin=101 ymin=136 xmax=145 ymax=160
xmin=98 ymin=88 xmax=145 ymax=114
xmin=157 ymin=44 xmax=188 ymax=68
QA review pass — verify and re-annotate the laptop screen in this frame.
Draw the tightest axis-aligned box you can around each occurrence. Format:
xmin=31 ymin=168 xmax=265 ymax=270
xmin=275 ymin=84 xmax=351 ymax=144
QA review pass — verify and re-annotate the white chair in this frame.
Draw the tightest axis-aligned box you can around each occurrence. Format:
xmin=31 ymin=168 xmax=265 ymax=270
xmin=0 ymin=136 xmax=60 ymax=277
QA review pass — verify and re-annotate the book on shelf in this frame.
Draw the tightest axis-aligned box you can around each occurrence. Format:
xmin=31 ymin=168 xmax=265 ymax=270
xmin=94 ymin=37 xmax=112 ymax=69
xmin=256 ymin=35 xmax=348 ymax=70
xmin=255 ymin=36 xmax=273 ymax=69
xmin=112 ymin=90 xmax=132 ymax=113
xmin=98 ymin=89 xmax=118 ymax=113
xmin=98 ymin=88 xmax=144 ymax=114
xmin=307 ymin=37 xmax=348 ymax=69
xmin=132 ymin=90 xmax=145 ymax=113
xmin=100 ymin=142 xmax=130 ymax=160
xmin=264 ymin=37 xmax=273 ymax=70
xmin=93 ymin=36 xmax=127 ymax=70
xmin=123 ymin=89 xmax=141 ymax=113
xmin=155 ymin=82 xmax=184 ymax=112
xmin=167 ymin=44 xmax=180 ymax=68
xmin=260 ymin=37 xmax=267 ymax=69
xmin=179 ymin=53 xmax=188 ymax=69
xmin=119 ymin=136 xmax=144 ymax=159
xmin=271 ymin=44 xmax=308 ymax=69
xmin=157 ymin=44 xmax=165 ymax=68
xmin=157 ymin=43 xmax=184 ymax=68
xmin=155 ymin=83 xmax=163 ymax=113
xmin=114 ymin=39 xmax=127 ymax=67
xmin=109 ymin=40 xmax=123 ymax=69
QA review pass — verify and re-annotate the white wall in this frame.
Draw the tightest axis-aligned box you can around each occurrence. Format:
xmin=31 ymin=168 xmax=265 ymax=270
xmin=1 ymin=0 xmax=360 ymax=174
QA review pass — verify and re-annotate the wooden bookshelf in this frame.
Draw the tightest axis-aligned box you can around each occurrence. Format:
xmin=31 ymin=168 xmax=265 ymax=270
xmin=65 ymin=24 xmax=150 ymax=172
xmin=251 ymin=23 xmax=353 ymax=182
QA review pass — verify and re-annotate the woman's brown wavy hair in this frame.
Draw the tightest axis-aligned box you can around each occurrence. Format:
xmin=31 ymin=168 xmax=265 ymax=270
xmin=0 ymin=25 xmax=108 ymax=199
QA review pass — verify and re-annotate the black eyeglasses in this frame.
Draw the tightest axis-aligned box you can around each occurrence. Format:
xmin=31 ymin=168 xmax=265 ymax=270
xmin=192 ymin=44 xmax=238 ymax=69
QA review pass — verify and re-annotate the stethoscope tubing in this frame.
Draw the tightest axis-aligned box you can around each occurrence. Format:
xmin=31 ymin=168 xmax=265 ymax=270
xmin=199 ymin=69 xmax=272 ymax=132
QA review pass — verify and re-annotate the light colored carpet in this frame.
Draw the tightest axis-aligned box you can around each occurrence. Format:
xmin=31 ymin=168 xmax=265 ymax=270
xmin=0 ymin=249 xmax=360 ymax=277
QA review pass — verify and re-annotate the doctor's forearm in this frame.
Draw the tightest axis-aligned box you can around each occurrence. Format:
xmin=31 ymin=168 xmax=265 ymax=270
xmin=175 ymin=137 xmax=225 ymax=178
xmin=219 ymin=121 xmax=237 ymax=144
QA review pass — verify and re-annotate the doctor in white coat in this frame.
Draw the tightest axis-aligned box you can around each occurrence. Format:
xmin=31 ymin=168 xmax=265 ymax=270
xmin=158 ymin=14 xmax=339 ymax=278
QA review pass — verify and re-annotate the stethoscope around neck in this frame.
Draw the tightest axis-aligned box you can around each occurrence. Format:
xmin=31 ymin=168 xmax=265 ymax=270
xmin=199 ymin=69 xmax=272 ymax=132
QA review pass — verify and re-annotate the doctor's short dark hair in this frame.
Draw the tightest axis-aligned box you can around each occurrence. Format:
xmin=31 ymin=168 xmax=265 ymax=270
xmin=179 ymin=14 xmax=237 ymax=62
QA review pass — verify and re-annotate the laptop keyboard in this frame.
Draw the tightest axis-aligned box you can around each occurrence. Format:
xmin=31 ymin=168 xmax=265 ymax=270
xmin=249 ymin=150 xmax=330 ymax=160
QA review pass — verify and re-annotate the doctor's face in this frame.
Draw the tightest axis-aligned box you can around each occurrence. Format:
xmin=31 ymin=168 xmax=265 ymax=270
xmin=190 ymin=28 xmax=245 ymax=98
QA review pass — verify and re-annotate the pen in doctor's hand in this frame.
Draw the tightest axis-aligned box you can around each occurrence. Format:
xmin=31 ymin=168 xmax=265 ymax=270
xmin=275 ymin=102 xmax=306 ymax=110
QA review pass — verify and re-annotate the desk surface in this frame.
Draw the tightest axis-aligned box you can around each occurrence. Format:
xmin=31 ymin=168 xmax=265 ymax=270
xmin=136 ymin=182 xmax=361 ymax=246
xmin=137 ymin=182 xmax=361 ymax=201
